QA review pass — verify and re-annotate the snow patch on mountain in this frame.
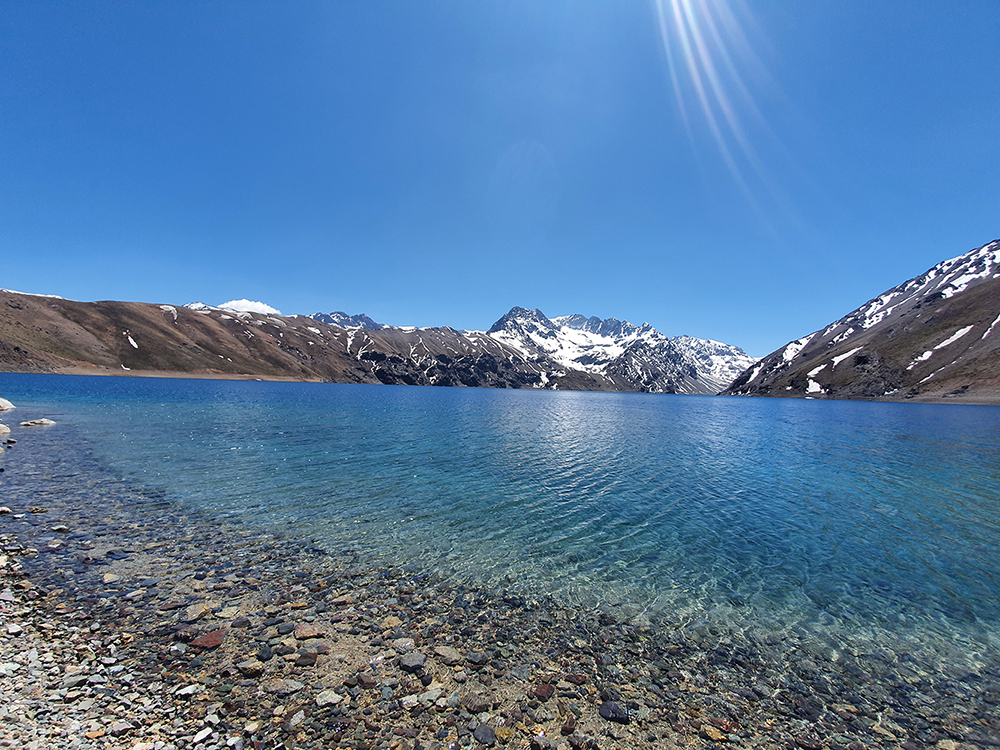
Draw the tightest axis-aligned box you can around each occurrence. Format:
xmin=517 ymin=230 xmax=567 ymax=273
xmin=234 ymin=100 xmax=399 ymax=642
xmin=832 ymin=347 xmax=863 ymax=368
xmin=219 ymin=299 xmax=282 ymax=315
xmin=1 ymin=289 xmax=65 ymax=300
xmin=984 ymin=312 xmax=1000 ymax=340
xmin=782 ymin=334 xmax=814 ymax=363
xmin=934 ymin=325 xmax=974 ymax=350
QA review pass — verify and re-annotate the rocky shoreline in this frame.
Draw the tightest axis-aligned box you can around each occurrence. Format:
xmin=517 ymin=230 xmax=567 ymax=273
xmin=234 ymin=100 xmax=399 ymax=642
xmin=2 ymin=425 xmax=999 ymax=749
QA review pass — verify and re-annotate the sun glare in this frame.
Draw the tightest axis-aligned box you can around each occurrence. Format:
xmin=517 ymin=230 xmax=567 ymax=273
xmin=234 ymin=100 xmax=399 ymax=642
xmin=653 ymin=0 xmax=770 ymax=197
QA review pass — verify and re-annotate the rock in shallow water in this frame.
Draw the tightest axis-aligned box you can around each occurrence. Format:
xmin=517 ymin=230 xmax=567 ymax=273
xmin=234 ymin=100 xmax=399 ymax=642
xmin=701 ymin=725 xmax=727 ymax=742
xmin=392 ymin=637 xmax=415 ymax=653
xmin=294 ymin=651 xmax=317 ymax=667
xmin=399 ymin=651 xmax=426 ymax=673
xmin=598 ymin=701 xmax=630 ymax=724
xmin=533 ymin=683 xmax=555 ymax=701
xmin=460 ymin=692 xmax=491 ymax=714
xmin=316 ymin=689 xmax=343 ymax=707
xmin=473 ymin=724 xmax=497 ymax=746
xmin=295 ymin=622 xmax=324 ymax=640
xmin=261 ymin=678 xmax=304 ymax=695
xmin=190 ymin=628 xmax=226 ymax=649
xmin=434 ymin=645 xmax=464 ymax=665
xmin=237 ymin=659 xmax=264 ymax=677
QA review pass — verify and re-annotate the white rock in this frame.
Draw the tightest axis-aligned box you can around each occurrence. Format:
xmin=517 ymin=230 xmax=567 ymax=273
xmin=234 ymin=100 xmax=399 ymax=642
xmin=193 ymin=726 xmax=213 ymax=743
xmin=20 ymin=418 xmax=56 ymax=427
xmin=0 ymin=398 xmax=14 ymax=411
xmin=315 ymin=689 xmax=343 ymax=707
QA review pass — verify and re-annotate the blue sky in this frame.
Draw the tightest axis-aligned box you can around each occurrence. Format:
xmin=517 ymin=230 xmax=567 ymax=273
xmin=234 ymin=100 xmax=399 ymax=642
xmin=2 ymin=1 xmax=998 ymax=357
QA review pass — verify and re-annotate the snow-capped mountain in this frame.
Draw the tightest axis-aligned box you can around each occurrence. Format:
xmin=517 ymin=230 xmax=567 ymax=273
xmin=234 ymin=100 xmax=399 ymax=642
xmin=726 ymin=238 xmax=1000 ymax=402
xmin=487 ymin=307 xmax=756 ymax=395
xmin=185 ymin=300 xmax=282 ymax=315
xmin=0 ymin=293 xmax=755 ymax=395
xmin=309 ymin=311 xmax=388 ymax=330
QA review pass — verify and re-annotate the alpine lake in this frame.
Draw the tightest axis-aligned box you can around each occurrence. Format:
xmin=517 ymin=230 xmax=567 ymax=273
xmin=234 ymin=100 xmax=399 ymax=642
xmin=2 ymin=373 xmax=998 ymax=748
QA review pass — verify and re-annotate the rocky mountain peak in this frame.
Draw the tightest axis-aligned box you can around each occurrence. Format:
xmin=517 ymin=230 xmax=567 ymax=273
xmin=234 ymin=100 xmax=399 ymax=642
xmin=309 ymin=311 xmax=388 ymax=330
xmin=487 ymin=307 xmax=555 ymax=335
xmin=486 ymin=307 xmax=755 ymax=394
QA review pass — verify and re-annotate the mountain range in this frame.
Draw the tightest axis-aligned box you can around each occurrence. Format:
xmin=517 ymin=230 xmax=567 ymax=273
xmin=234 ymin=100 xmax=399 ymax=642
xmin=0 ymin=295 xmax=753 ymax=395
xmin=3 ymin=238 xmax=998 ymax=403
xmin=725 ymin=238 xmax=1000 ymax=404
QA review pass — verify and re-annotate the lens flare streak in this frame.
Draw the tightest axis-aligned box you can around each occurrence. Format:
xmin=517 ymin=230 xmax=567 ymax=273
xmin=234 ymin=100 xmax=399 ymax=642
xmin=654 ymin=0 xmax=769 ymax=197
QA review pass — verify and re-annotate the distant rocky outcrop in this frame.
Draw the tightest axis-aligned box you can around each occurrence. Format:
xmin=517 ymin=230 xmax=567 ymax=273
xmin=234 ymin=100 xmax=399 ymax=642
xmin=308 ymin=312 xmax=388 ymax=330
xmin=725 ymin=239 xmax=1000 ymax=403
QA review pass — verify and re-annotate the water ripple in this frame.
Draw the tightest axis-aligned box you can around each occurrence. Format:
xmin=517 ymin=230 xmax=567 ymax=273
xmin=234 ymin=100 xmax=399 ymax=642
xmin=4 ymin=375 xmax=1000 ymax=677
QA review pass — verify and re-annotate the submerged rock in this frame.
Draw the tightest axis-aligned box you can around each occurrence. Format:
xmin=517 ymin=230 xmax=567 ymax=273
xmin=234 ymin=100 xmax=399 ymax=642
xmin=473 ymin=724 xmax=497 ymax=746
xmin=190 ymin=628 xmax=227 ymax=649
xmin=261 ymin=678 xmax=305 ymax=695
xmin=598 ymin=701 xmax=630 ymax=724
xmin=316 ymin=689 xmax=343 ymax=707
xmin=399 ymin=651 xmax=426 ymax=673
xmin=460 ymin=692 xmax=492 ymax=714
xmin=434 ymin=645 xmax=464 ymax=665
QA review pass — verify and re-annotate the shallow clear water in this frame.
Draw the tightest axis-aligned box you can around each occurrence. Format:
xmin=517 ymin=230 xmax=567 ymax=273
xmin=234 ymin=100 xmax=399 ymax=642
xmin=3 ymin=373 xmax=1000 ymax=676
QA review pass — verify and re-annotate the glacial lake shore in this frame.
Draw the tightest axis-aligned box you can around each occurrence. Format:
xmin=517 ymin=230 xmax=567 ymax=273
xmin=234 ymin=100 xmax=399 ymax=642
xmin=1 ymin=375 xmax=999 ymax=749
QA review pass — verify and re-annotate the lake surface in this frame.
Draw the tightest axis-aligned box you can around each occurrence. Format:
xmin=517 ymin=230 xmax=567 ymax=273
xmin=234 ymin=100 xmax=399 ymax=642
xmin=2 ymin=373 xmax=1000 ymax=682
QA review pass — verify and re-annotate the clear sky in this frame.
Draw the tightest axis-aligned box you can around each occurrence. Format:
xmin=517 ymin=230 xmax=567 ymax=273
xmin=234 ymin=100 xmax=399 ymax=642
xmin=2 ymin=1 xmax=998 ymax=357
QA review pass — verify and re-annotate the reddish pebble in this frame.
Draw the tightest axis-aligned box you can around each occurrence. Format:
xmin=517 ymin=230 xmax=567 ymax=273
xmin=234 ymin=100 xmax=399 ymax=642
xmin=190 ymin=628 xmax=227 ymax=649
xmin=533 ymin=683 xmax=555 ymax=701
xmin=294 ymin=623 xmax=325 ymax=640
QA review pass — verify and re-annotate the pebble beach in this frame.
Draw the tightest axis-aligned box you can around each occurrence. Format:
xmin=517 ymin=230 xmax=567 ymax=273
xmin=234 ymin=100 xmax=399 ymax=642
xmin=1 ymin=415 xmax=999 ymax=750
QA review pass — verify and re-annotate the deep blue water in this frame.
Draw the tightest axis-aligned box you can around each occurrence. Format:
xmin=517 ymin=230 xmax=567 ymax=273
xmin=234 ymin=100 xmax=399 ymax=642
xmin=2 ymin=373 xmax=1000 ymax=675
